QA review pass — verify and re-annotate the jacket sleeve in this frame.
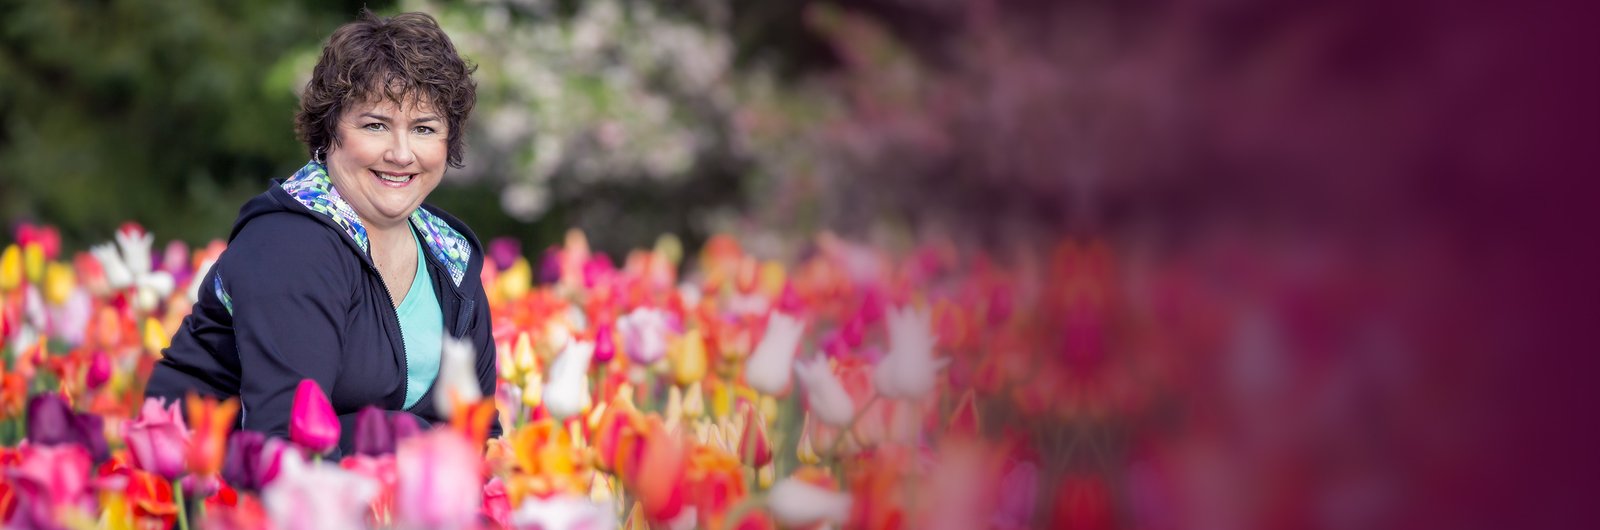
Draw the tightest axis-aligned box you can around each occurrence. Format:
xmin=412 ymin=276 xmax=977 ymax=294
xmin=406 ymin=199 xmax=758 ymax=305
xmin=470 ymin=271 xmax=504 ymax=440
xmin=220 ymin=213 xmax=354 ymax=444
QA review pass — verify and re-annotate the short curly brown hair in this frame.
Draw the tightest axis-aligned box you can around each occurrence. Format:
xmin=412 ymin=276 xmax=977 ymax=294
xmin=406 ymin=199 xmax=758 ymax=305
xmin=296 ymin=10 xmax=477 ymax=168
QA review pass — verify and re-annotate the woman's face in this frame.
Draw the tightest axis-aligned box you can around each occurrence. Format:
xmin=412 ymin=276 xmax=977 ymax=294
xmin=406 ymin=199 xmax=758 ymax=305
xmin=324 ymin=97 xmax=448 ymax=231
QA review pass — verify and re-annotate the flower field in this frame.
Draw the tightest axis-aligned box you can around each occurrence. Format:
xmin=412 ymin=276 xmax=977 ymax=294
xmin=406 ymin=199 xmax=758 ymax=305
xmin=0 ymin=220 xmax=1354 ymax=530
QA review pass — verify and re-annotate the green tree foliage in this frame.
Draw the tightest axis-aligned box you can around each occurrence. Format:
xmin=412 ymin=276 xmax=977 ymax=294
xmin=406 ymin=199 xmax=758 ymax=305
xmin=0 ymin=0 xmax=389 ymax=247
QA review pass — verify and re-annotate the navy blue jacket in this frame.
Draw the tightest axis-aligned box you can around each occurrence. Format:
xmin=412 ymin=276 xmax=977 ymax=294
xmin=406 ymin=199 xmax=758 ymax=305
xmin=147 ymin=162 xmax=501 ymax=457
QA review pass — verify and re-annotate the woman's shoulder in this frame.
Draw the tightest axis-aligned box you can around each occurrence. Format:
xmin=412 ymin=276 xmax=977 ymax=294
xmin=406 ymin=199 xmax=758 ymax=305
xmin=414 ymin=203 xmax=486 ymax=285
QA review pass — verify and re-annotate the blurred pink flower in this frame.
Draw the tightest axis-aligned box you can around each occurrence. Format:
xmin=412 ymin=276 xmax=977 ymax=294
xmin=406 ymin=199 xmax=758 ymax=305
xmin=8 ymin=444 xmax=94 ymax=530
xmin=290 ymin=379 xmax=339 ymax=455
xmin=618 ymin=307 xmax=672 ymax=364
xmin=340 ymin=454 xmax=397 ymax=525
xmin=125 ymin=397 xmax=191 ymax=480
xmin=394 ymin=430 xmax=482 ymax=530
xmin=263 ymin=455 xmax=376 ymax=530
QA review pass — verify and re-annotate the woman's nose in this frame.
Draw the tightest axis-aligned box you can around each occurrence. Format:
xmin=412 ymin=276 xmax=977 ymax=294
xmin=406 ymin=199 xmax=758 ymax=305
xmin=385 ymin=135 xmax=416 ymax=166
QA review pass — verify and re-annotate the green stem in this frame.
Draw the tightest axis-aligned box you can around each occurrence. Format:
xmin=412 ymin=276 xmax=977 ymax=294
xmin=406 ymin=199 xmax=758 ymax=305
xmin=173 ymin=480 xmax=191 ymax=530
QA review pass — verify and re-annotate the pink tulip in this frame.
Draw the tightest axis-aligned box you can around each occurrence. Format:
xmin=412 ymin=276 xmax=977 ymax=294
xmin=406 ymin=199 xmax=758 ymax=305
xmin=84 ymin=350 xmax=112 ymax=390
xmin=290 ymin=379 xmax=340 ymax=455
xmin=394 ymin=430 xmax=482 ymax=530
xmin=263 ymin=456 xmax=377 ymax=530
xmin=125 ymin=398 xmax=191 ymax=480
xmin=340 ymin=454 xmax=398 ymax=524
xmin=8 ymin=444 xmax=94 ymax=530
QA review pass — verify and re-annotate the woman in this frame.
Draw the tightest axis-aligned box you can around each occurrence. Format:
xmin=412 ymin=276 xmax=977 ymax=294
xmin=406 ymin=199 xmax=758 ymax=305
xmin=146 ymin=10 xmax=499 ymax=457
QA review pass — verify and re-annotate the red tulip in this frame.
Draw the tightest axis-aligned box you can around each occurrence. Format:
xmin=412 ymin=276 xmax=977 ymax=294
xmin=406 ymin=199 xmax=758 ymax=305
xmin=737 ymin=403 xmax=773 ymax=468
xmin=125 ymin=398 xmax=191 ymax=480
xmin=290 ymin=379 xmax=339 ymax=455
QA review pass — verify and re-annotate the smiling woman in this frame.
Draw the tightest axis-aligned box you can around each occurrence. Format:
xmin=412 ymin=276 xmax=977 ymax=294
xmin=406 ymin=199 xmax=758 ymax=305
xmin=143 ymin=9 xmax=499 ymax=458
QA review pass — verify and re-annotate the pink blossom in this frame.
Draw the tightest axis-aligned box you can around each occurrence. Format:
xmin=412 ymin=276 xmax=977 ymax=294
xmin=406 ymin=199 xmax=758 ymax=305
xmin=125 ymin=398 xmax=191 ymax=480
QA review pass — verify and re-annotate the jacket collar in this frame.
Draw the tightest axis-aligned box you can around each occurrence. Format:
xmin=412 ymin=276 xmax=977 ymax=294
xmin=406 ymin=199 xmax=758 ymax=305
xmin=279 ymin=161 xmax=472 ymax=288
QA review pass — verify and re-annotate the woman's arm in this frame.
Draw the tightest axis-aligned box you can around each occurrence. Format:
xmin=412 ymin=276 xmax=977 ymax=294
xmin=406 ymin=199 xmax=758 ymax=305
xmin=221 ymin=213 xmax=354 ymax=445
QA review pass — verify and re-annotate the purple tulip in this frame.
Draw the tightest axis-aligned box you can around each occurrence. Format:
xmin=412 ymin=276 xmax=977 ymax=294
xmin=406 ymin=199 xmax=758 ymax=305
xmin=25 ymin=393 xmax=77 ymax=447
xmin=354 ymin=406 xmax=394 ymax=456
xmin=488 ymin=237 xmax=521 ymax=272
xmin=222 ymin=430 xmax=294 ymax=491
xmin=390 ymin=412 xmax=423 ymax=443
xmin=26 ymin=394 xmax=109 ymax=463
xmin=538 ymin=246 xmax=562 ymax=284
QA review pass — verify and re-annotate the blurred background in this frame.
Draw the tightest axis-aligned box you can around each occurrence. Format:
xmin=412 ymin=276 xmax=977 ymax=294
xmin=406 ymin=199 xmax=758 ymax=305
xmin=1 ymin=0 xmax=1593 ymax=528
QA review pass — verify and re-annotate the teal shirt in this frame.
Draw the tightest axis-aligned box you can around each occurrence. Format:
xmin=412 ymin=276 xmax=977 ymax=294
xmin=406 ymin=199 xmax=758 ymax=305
xmin=398 ymin=226 xmax=443 ymax=409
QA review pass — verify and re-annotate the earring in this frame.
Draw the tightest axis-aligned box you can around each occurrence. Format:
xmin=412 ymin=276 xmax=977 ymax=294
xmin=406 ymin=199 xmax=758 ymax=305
xmin=313 ymin=147 xmax=326 ymax=165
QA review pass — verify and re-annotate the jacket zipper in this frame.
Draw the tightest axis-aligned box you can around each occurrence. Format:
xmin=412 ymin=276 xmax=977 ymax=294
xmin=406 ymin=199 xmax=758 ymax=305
xmin=366 ymin=257 xmax=407 ymax=410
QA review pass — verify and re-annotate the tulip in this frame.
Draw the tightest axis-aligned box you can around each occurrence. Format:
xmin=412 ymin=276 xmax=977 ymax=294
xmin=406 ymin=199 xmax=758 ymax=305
xmin=434 ymin=336 xmax=483 ymax=419
xmin=737 ymin=403 xmax=772 ymax=468
xmin=873 ymin=305 xmax=948 ymax=400
xmin=543 ymin=340 xmax=594 ymax=422
xmin=186 ymin=393 xmax=240 ymax=477
xmin=290 ymin=379 xmax=339 ymax=456
xmin=339 ymin=454 xmax=397 ymax=525
xmin=744 ymin=311 xmax=806 ymax=395
xmin=670 ymin=328 xmax=708 ymax=387
xmin=594 ymin=322 xmax=616 ymax=363
xmin=120 ymin=467 xmax=179 ymax=529
xmin=47 ymin=289 xmax=91 ymax=348
xmin=125 ymin=398 xmax=191 ymax=480
xmin=510 ymin=494 xmax=618 ymax=530
xmin=390 ymin=412 xmax=424 ymax=442
xmin=40 ymin=262 xmax=74 ymax=306
xmin=89 ymin=243 xmax=132 ymax=290
xmin=482 ymin=477 xmax=513 ymax=529
xmin=262 ymin=454 xmax=377 ymax=530
xmin=8 ymin=444 xmax=95 ymax=529
xmin=354 ymin=406 xmax=394 ymax=456
xmin=222 ymin=431 xmax=268 ymax=491
xmin=394 ymin=430 xmax=482 ymax=530
xmin=793 ymin=356 xmax=854 ymax=427
xmin=199 ymin=494 xmax=271 ymax=530
xmin=142 ymin=317 xmax=169 ymax=356
xmin=618 ymin=307 xmax=671 ymax=364
xmin=26 ymin=394 xmax=110 ymax=464
xmin=25 ymin=392 xmax=78 ymax=447
xmin=768 ymin=470 xmax=852 ymax=528
xmin=0 ymin=244 xmax=21 ymax=291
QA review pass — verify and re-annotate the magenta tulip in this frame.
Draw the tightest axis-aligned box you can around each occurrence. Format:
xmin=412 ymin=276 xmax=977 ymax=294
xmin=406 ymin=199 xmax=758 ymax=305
xmin=290 ymin=379 xmax=340 ymax=455
xmin=85 ymin=350 xmax=112 ymax=390
xmin=124 ymin=397 xmax=191 ymax=480
xmin=8 ymin=444 xmax=94 ymax=529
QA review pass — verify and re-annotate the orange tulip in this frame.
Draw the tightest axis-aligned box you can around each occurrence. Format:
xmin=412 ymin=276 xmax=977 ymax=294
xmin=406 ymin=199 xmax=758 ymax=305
xmin=511 ymin=420 xmax=576 ymax=477
xmin=185 ymin=393 xmax=238 ymax=476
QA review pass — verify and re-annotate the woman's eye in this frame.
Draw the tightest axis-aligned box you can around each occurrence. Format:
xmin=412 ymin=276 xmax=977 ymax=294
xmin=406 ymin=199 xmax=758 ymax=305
xmin=414 ymin=126 xmax=437 ymax=135
xmin=363 ymin=123 xmax=386 ymax=131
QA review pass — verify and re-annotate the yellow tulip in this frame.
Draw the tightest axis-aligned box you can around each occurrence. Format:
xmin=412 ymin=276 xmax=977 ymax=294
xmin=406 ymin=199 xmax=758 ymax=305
xmin=0 ymin=245 xmax=21 ymax=291
xmin=42 ymin=262 xmax=76 ymax=305
xmin=653 ymin=233 xmax=683 ymax=266
xmin=499 ymin=257 xmax=532 ymax=301
xmin=521 ymin=372 xmax=543 ymax=409
xmin=758 ymin=260 xmax=786 ymax=298
xmin=711 ymin=381 xmax=733 ymax=421
xmin=22 ymin=243 xmax=45 ymax=285
xmin=513 ymin=331 xmax=538 ymax=376
xmin=142 ymin=317 xmax=169 ymax=356
xmin=670 ymin=329 xmax=708 ymax=387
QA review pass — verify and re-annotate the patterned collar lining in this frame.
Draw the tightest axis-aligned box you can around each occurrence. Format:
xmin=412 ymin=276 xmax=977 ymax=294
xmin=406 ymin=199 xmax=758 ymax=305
xmin=279 ymin=161 xmax=471 ymax=287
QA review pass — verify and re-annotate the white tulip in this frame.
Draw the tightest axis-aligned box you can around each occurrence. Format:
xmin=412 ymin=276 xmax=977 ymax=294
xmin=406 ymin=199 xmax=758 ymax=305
xmin=873 ymin=305 xmax=949 ymax=400
xmin=543 ymin=340 xmax=594 ymax=421
xmin=90 ymin=244 xmax=132 ymax=290
xmin=434 ymin=335 xmax=483 ymax=417
xmin=767 ymin=477 xmax=852 ymax=527
xmin=509 ymin=494 xmax=617 ymax=530
xmin=793 ymin=355 xmax=853 ymax=427
xmin=744 ymin=311 xmax=806 ymax=395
